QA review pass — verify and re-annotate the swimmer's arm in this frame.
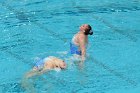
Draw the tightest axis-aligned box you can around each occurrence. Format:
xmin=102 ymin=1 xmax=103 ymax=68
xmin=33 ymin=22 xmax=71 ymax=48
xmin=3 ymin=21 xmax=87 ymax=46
xmin=38 ymin=68 xmax=50 ymax=75
xmin=24 ymin=67 xmax=50 ymax=78
xmin=79 ymin=35 xmax=86 ymax=61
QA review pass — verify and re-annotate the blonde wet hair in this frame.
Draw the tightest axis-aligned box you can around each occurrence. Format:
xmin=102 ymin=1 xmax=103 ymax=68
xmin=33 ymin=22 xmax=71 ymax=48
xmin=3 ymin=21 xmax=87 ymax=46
xmin=44 ymin=56 xmax=66 ymax=69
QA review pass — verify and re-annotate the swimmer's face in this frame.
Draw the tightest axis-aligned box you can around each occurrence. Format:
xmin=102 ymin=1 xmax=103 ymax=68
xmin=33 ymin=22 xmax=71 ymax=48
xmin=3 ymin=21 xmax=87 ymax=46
xmin=80 ymin=24 xmax=89 ymax=31
xmin=60 ymin=61 xmax=66 ymax=69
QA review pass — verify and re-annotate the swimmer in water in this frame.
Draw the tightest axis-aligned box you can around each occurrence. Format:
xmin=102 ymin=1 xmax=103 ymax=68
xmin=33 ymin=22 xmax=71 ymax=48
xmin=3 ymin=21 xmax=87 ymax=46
xmin=70 ymin=24 xmax=93 ymax=62
xmin=25 ymin=56 xmax=66 ymax=78
xmin=22 ymin=56 xmax=66 ymax=93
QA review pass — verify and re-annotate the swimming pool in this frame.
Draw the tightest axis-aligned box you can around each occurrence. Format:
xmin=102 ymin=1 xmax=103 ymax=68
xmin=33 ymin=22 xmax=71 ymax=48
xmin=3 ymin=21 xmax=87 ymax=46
xmin=0 ymin=0 xmax=140 ymax=93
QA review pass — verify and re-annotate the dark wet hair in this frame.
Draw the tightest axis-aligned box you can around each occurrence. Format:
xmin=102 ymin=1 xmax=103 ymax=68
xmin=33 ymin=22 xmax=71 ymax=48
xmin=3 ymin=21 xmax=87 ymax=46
xmin=84 ymin=25 xmax=93 ymax=35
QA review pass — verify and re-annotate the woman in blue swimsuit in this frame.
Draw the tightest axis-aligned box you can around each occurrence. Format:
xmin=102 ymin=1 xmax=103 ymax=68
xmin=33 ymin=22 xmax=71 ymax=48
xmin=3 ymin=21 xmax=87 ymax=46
xmin=70 ymin=24 xmax=93 ymax=62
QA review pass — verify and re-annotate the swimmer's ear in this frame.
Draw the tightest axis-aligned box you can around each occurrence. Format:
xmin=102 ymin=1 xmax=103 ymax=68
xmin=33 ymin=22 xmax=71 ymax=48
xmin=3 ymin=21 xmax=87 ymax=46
xmin=63 ymin=60 xmax=67 ymax=63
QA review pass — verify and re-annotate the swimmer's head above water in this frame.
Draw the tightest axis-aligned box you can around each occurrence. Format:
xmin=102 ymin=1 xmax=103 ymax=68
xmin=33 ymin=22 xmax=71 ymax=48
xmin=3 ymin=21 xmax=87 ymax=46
xmin=79 ymin=24 xmax=93 ymax=35
xmin=49 ymin=57 xmax=66 ymax=69
xmin=24 ymin=56 xmax=67 ymax=78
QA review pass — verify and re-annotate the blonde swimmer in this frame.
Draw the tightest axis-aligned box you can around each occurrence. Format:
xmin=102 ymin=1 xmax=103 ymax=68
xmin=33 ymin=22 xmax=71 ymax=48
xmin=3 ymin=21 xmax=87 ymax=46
xmin=22 ymin=56 xmax=66 ymax=93
xmin=25 ymin=56 xmax=66 ymax=78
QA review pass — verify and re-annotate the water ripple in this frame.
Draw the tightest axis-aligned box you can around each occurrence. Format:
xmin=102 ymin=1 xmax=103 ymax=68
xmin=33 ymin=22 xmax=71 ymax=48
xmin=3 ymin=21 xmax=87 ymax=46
xmin=24 ymin=0 xmax=47 ymax=6
xmin=0 ymin=82 xmax=25 ymax=93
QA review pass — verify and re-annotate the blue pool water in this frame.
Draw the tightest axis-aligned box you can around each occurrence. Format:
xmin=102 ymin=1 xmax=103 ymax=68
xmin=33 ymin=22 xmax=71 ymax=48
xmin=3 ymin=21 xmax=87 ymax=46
xmin=0 ymin=0 xmax=140 ymax=93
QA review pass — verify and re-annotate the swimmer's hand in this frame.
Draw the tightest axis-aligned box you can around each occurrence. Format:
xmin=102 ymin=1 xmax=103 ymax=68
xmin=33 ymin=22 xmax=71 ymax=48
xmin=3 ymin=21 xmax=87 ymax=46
xmin=79 ymin=61 xmax=84 ymax=70
xmin=81 ymin=56 xmax=86 ymax=62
